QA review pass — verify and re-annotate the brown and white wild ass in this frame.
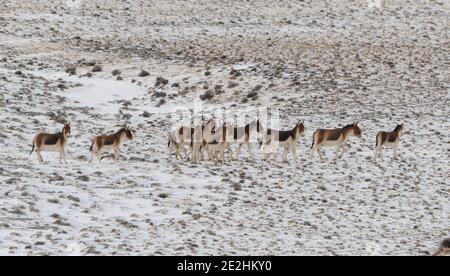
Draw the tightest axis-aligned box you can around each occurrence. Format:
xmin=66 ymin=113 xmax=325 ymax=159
xmin=192 ymin=119 xmax=216 ymax=162
xmin=310 ymin=122 xmax=362 ymax=160
xmin=30 ymin=123 xmax=71 ymax=164
xmin=261 ymin=122 xmax=305 ymax=162
xmin=374 ymin=124 xmax=405 ymax=160
xmin=89 ymin=126 xmax=133 ymax=162
xmin=229 ymin=120 xmax=264 ymax=161
xmin=167 ymin=134 xmax=181 ymax=160
xmin=169 ymin=119 xmax=216 ymax=162
xmin=202 ymin=123 xmax=231 ymax=164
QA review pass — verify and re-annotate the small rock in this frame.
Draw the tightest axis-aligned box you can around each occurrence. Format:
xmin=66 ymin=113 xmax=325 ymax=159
xmin=138 ymin=70 xmax=150 ymax=77
xmin=77 ymin=175 xmax=89 ymax=182
xmin=158 ymin=99 xmax=166 ymax=106
xmin=155 ymin=76 xmax=169 ymax=87
xmin=200 ymin=91 xmax=214 ymax=101
xmin=232 ymin=183 xmax=242 ymax=191
xmin=84 ymin=61 xmax=96 ymax=66
xmin=65 ymin=67 xmax=76 ymax=75
xmin=154 ymin=91 xmax=166 ymax=98
xmin=91 ymin=65 xmax=102 ymax=72
xmin=57 ymin=83 xmax=68 ymax=90
xmin=111 ymin=69 xmax=121 ymax=76
xmin=247 ymin=91 xmax=258 ymax=99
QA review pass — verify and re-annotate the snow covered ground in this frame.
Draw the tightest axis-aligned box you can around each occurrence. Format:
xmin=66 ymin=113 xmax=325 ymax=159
xmin=0 ymin=0 xmax=448 ymax=255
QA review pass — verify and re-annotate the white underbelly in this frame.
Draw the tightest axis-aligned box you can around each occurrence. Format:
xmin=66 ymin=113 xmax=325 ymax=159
xmin=271 ymin=139 xmax=290 ymax=147
xmin=208 ymin=144 xmax=222 ymax=152
xmin=99 ymin=145 xmax=117 ymax=152
xmin=40 ymin=145 xmax=62 ymax=151
xmin=320 ymin=140 xmax=341 ymax=147
xmin=382 ymin=141 xmax=398 ymax=148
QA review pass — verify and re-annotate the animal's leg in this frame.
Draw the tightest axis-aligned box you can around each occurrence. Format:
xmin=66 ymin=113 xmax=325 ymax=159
xmin=227 ymin=144 xmax=233 ymax=161
xmin=221 ymin=145 xmax=225 ymax=164
xmin=293 ymin=146 xmax=298 ymax=162
xmin=190 ymin=145 xmax=195 ymax=162
xmin=393 ymin=144 xmax=398 ymax=159
xmin=282 ymin=147 xmax=288 ymax=162
xmin=334 ymin=145 xmax=341 ymax=160
xmin=317 ymin=146 xmax=324 ymax=161
xmin=62 ymin=148 xmax=68 ymax=164
xmin=176 ymin=145 xmax=182 ymax=160
xmin=59 ymin=149 xmax=63 ymax=164
xmin=89 ymin=151 xmax=95 ymax=163
xmin=247 ymin=143 xmax=254 ymax=161
xmin=338 ymin=144 xmax=347 ymax=159
xmin=237 ymin=144 xmax=242 ymax=158
xmin=310 ymin=146 xmax=317 ymax=159
xmin=114 ymin=148 xmax=120 ymax=161
xmin=374 ymin=146 xmax=381 ymax=160
xmin=179 ymin=144 xmax=186 ymax=160
xmin=36 ymin=150 xmax=44 ymax=163
xmin=168 ymin=144 xmax=173 ymax=158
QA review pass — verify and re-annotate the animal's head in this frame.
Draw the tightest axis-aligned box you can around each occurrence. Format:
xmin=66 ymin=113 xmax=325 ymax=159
xmin=352 ymin=122 xmax=362 ymax=138
xmin=63 ymin=123 xmax=71 ymax=137
xmin=125 ymin=126 xmax=134 ymax=140
xmin=396 ymin=123 xmax=405 ymax=134
xmin=297 ymin=121 xmax=306 ymax=136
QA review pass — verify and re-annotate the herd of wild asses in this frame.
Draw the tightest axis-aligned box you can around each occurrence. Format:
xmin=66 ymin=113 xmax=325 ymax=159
xmin=30 ymin=120 xmax=406 ymax=164
xmin=167 ymin=119 xmax=405 ymax=164
xmin=29 ymin=121 xmax=450 ymax=257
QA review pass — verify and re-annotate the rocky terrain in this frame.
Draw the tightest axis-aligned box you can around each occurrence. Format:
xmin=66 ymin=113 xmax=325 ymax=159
xmin=0 ymin=0 xmax=448 ymax=255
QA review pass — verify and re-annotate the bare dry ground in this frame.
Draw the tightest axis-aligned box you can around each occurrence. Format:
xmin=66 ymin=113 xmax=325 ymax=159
xmin=0 ymin=0 xmax=448 ymax=255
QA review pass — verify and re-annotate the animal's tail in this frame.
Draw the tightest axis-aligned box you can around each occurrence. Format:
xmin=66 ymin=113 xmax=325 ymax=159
xmin=30 ymin=141 xmax=35 ymax=155
xmin=375 ymin=133 xmax=379 ymax=149
xmin=310 ymin=131 xmax=317 ymax=149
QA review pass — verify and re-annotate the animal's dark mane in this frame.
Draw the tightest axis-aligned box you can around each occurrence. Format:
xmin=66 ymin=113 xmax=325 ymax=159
xmin=289 ymin=123 xmax=299 ymax=134
xmin=394 ymin=125 xmax=403 ymax=132
xmin=115 ymin=128 xmax=126 ymax=135
xmin=342 ymin=124 xmax=355 ymax=130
